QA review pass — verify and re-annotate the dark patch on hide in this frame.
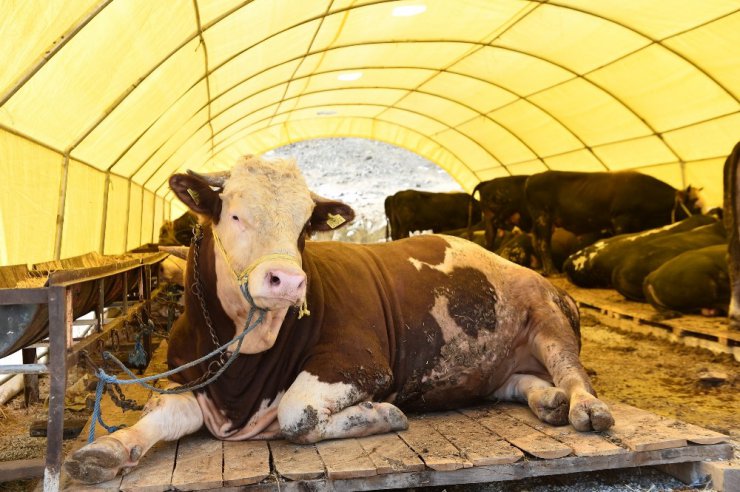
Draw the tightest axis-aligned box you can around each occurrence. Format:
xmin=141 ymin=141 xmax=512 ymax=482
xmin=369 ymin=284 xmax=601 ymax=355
xmin=437 ymin=267 xmax=497 ymax=337
xmin=550 ymin=287 xmax=581 ymax=347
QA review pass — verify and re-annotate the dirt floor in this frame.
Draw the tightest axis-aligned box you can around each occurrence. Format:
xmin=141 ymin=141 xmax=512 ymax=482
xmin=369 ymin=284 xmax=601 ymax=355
xmin=0 ymin=313 xmax=737 ymax=491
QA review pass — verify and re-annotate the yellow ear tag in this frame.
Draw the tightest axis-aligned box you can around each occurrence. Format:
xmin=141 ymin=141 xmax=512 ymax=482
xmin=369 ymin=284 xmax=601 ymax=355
xmin=187 ymin=188 xmax=200 ymax=205
xmin=326 ymin=213 xmax=346 ymax=229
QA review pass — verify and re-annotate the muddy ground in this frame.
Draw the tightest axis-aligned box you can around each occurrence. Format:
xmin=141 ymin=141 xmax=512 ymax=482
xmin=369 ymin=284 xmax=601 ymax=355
xmin=0 ymin=312 xmax=737 ymax=491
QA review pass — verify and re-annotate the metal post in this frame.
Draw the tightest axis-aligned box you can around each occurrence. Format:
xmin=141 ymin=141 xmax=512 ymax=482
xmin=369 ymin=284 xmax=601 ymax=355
xmin=22 ymin=347 xmax=39 ymax=405
xmin=143 ymin=265 xmax=152 ymax=365
xmin=43 ymin=286 xmax=69 ymax=491
xmin=97 ymin=278 xmax=105 ymax=332
xmin=122 ymin=271 xmax=128 ymax=314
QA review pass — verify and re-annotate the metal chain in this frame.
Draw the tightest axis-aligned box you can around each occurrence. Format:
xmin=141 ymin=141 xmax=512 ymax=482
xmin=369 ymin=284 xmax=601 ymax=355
xmin=190 ymin=224 xmax=228 ymax=383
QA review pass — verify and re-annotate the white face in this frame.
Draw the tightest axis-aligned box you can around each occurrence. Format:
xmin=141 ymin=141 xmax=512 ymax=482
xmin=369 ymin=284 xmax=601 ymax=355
xmin=214 ymin=156 xmax=315 ymax=310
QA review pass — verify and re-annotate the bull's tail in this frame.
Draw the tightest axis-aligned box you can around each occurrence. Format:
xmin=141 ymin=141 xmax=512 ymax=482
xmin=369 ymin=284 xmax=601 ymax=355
xmin=723 ymin=141 xmax=740 ymax=329
xmin=467 ymin=181 xmax=485 ymax=240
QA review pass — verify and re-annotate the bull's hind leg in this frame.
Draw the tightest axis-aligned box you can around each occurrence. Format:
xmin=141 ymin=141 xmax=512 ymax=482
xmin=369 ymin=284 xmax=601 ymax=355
xmin=278 ymin=371 xmax=408 ymax=444
xmin=493 ymin=374 xmax=569 ymax=426
xmin=65 ymin=388 xmax=203 ymax=484
xmin=528 ymin=298 xmax=614 ymax=432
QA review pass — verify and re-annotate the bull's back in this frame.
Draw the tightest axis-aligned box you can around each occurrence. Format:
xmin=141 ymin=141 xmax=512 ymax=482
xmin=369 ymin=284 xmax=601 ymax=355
xmin=525 ymin=171 xmax=677 ymax=233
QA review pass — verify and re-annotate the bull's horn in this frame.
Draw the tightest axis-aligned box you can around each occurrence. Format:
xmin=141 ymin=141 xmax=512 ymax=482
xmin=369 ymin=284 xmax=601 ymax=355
xmin=187 ymin=169 xmax=231 ymax=187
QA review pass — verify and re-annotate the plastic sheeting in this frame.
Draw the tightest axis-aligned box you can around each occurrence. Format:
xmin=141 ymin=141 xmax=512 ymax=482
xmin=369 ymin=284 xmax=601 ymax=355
xmin=0 ymin=0 xmax=738 ymax=265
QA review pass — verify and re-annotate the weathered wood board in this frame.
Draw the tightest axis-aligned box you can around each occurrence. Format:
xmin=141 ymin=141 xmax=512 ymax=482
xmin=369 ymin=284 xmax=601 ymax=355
xmin=61 ymin=397 xmax=732 ymax=491
xmin=58 ymin=324 xmax=735 ymax=491
xmin=548 ymin=277 xmax=740 ymax=361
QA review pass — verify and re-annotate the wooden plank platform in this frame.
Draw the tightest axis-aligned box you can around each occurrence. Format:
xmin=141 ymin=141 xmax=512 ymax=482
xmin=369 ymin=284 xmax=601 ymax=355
xmin=58 ymin=320 xmax=735 ymax=491
xmin=549 ymin=277 xmax=740 ymax=361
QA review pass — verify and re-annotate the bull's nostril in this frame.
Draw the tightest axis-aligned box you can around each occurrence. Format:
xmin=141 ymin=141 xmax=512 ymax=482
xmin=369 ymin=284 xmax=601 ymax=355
xmin=269 ymin=274 xmax=281 ymax=287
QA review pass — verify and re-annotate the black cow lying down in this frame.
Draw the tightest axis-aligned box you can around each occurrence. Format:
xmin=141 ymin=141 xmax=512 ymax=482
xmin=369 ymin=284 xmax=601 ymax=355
xmin=525 ymin=170 xmax=704 ymax=275
xmin=66 ymin=155 xmax=613 ymax=484
xmin=564 ymin=214 xmax=719 ymax=288
xmin=612 ymin=220 xmax=726 ymax=301
xmin=644 ymin=244 xmax=730 ymax=316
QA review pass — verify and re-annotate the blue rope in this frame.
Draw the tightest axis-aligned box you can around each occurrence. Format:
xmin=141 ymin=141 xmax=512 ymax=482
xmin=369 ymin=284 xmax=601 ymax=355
xmin=88 ymin=306 xmax=265 ymax=443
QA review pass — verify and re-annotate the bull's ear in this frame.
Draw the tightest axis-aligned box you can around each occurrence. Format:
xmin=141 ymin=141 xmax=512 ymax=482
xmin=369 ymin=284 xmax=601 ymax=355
xmin=169 ymin=173 xmax=222 ymax=220
xmin=308 ymin=193 xmax=355 ymax=232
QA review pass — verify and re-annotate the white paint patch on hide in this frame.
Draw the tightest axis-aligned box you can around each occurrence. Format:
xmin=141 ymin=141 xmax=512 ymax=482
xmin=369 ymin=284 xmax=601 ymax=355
xmin=624 ymin=220 xmax=683 ymax=242
xmin=570 ymin=241 xmax=606 ymax=271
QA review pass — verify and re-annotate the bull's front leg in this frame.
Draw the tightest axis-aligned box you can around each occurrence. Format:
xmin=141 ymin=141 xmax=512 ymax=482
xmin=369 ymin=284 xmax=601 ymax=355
xmin=65 ymin=388 xmax=203 ymax=484
xmin=278 ymin=371 xmax=408 ymax=444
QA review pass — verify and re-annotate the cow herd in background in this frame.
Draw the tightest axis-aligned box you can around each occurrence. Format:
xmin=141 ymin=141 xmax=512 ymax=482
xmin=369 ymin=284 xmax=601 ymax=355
xmin=385 ymin=142 xmax=740 ymax=321
xmin=155 ymin=143 xmax=740 ymax=321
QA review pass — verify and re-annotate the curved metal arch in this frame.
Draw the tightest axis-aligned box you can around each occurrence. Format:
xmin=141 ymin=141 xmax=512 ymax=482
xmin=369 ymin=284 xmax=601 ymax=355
xmin=12 ymin=0 xmax=731 ymax=177
xmin=117 ymin=63 xmax=543 ymax=182
xmin=143 ymin=97 xmax=508 ymax=191
xmin=154 ymin=113 xmax=483 ymax=197
xmin=0 ymin=0 xmax=114 ymax=106
xmin=215 ymin=102 xmax=504 ymax=167
xmin=179 ymin=84 xmax=527 ymax=170
xmin=543 ymin=1 xmax=739 ymax=103
xmin=119 ymin=35 xmax=694 ymax=184
xmin=184 ymin=0 xmax=734 ymax=167
xmin=83 ymin=0 xmax=397 ymax=162
xmin=46 ymin=5 xmax=729 ymax=189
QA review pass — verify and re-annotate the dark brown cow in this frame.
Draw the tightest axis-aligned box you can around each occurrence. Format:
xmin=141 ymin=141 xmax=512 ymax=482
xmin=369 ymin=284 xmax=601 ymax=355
xmin=66 ymin=155 xmax=613 ymax=484
xmin=470 ymin=175 xmax=531 ymax=250
xmin=158 ymin=211 xmax=198 ymax=246
xmin=386 ymin=189 xmax=481 ymax=240
xmin=525 ymin=170 xmax=705 ymax=275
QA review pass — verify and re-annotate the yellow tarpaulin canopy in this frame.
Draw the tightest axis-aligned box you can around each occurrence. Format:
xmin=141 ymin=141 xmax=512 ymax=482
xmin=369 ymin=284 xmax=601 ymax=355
xmin=0 ymin=0 xmax=738 ymax=265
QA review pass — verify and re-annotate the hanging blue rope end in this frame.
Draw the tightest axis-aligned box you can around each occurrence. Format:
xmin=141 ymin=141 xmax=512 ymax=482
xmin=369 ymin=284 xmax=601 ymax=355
xmin=88 ymin=369 xmax=126 ymax=443
xmin=128 ymin=333 xmax=148 ymax=367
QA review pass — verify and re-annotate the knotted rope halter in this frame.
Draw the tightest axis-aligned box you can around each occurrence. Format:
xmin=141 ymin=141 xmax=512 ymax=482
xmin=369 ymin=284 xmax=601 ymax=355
xmin=210 ymin=224 xmax=310 ymax=318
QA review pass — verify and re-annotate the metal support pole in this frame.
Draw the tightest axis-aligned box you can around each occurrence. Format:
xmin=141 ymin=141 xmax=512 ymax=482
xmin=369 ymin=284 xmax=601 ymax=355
xmin=43 ymin=286 xmax=69 ymax=491
xmin=22 ymin=347 xmax=39 ymax=406
xmin=96 ymin=278 xmax=105 ymax=333
xmin=122 ymin=271 xmax=129 ymax=314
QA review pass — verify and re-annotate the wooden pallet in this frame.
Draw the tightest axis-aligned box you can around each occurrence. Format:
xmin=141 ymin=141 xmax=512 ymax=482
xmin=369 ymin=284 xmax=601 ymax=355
xmin=59 ymin=341 xmax=734 ymax=491
xmin=549 ymin=277 xmax=740 ymax=362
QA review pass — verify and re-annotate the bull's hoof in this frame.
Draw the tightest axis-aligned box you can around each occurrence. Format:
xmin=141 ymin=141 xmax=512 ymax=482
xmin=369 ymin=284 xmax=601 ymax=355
xmin=378 ymin=402 xmax=409 ymax=431
xmin=527 ymin=387 xmax=569 ymax=426
xmin=64 ymin=436 xmax=131 ymax=484
xmin=569 ymin=394 xmax=614 ymax=432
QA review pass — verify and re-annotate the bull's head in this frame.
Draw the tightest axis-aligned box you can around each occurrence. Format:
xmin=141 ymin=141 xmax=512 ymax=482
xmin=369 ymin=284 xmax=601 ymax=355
xmin=169 ymin=155 xmax=354 ymax=315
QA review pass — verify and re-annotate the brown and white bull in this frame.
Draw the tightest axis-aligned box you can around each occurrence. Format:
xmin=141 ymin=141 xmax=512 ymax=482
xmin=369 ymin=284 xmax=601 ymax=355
xmin=65 ymin=155 xmax=614 ymax=484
